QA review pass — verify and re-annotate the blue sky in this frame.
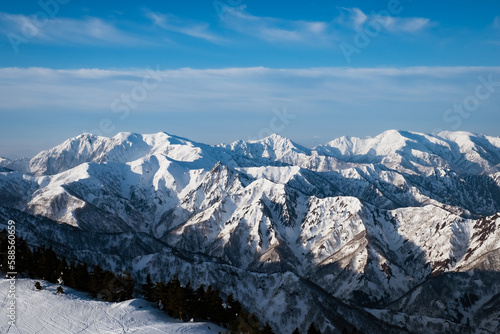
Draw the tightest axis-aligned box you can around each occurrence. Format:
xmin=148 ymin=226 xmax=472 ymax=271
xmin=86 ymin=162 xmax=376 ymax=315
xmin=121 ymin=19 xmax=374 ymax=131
xmin=1 ymin=0 xmax=499 ymax=158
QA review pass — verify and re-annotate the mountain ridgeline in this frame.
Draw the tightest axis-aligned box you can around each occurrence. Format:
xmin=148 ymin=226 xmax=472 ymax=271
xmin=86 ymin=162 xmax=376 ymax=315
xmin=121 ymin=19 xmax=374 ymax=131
xmin=1 ymin=130 xmax=500 ymax=333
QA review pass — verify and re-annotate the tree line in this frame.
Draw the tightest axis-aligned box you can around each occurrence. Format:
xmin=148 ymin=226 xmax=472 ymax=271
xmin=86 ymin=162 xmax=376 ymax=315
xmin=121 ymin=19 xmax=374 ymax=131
xmin=0 ymin=229 xmax=339 ymax=333
xmin=142 ymin=273 xmax=271 ymax=332
xmin=0 ymin=229 xmax=133 ymax=301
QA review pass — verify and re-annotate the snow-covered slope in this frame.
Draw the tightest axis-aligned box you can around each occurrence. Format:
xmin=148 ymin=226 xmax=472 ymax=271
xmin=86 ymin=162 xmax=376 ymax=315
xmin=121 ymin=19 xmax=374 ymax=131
xmin=0 ymin=278 xmax=225 ymax=334
xmin=1 ymin=130 xmax=500 ymax=333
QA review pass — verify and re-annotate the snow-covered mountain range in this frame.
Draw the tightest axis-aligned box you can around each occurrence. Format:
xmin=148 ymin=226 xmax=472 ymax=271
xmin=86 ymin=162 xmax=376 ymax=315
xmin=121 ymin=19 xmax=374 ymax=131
xmin=1 ymin=130 xmax=500 ymax=333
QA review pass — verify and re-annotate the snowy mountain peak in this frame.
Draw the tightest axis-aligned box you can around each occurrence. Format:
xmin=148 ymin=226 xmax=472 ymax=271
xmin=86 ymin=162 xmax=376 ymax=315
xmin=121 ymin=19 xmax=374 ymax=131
xmin=77 ymin=132 xmax=99 ymax=140
xmin=322 ymin=129 xmax=410 ymax=157
xmin=29 ymin=132 xmax=146 ymax=176
xmin=223 ymin=133 xmax=312 ymax=167
xmin=256 ymin=132 xmax=290 ymax=143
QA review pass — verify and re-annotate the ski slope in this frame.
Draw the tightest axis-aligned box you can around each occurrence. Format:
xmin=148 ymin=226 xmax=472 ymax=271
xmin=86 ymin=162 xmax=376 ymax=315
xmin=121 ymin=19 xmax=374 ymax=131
xmin=0 ymin=278 xmax=225 ymax=334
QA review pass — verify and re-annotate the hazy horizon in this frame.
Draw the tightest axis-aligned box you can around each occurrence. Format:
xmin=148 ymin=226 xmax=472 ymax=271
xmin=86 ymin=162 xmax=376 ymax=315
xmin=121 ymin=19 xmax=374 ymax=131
xmin=1 ymin=0 xmax=499 ymax=158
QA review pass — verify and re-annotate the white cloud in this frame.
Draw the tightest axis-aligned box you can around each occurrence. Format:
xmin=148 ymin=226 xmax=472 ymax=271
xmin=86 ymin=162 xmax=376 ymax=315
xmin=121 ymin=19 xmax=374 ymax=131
xmin=1 ymin=66 xmax=499 ymax=114
xmin=493 ymin=16 xmax=500 ymax=28
xmin=377 ymin=16 xmax=432 ymax=33
xmin=0 ymin=10 xmax=223 ymax=48
xmin=145 ymin=11 xmax=223 ymax=43
xmin=0 ymin=12 xmax=147 ymax=47
xmin=219 ymin=5 xmax=336 ymax=44
xmin=340 ymin=8 xmax=368 ymax=28
xmin=0 ymin=7 xmax=434 ymax=51
xmin=217 ymin=6 xmax=433 ymax=46
xmin=340 ymin=7 xmax=434 ymax=33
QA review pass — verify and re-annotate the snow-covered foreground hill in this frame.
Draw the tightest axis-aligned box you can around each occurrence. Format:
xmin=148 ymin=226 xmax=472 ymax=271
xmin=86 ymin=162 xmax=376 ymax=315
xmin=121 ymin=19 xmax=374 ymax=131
xmin=1 ymin=130 xmax=500 ymax=333
xmin=0 ymin=278 xmax=224 ymax=334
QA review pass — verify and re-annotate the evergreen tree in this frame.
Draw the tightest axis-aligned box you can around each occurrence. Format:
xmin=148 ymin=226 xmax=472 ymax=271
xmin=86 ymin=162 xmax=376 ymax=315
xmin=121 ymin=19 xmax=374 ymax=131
xmin=89 ymin=264 xmax=103 ymax=297
xmin=120 ymin=272 xmax=134 ymax=301
xmin=204 ymin=285 xmax=225 ymax=324
xmin=16 ymin=236 xmax=33 ymax=275
xmin=75 ymin=262 xmax=90 ymax=291
xmin=30 ymin=246 xmax=40 ymax=275
xmin=225 ymin=292 xmax=241 ymax=324
xmin=232 ymin=311 xmax=261 ymax=334
xmin=141 ymin=274 xmax=154 ymax=301
xmin=194 ymin=285 xmax=207 ymax=320
xmin=292 ymin=328 xmax=301 ymax=334
xmin=307 ymin=323 xmax=321 ymax=334
xmin=261 ymin=322 xmax=275 ymax=334
xmin=184 ymin=281 xmax=195 ymax=320
xmin=166 ymin=275 xmax=186 ymax=319
xmin=37 ymin=246 xmax=59 ymax=282
xmin=56 ymin=257 xmax=68 ymax=282
xmin=153 ymin=281 xmax=167 ymax=305
xmin=103 ymin=271 xmax=119 ymax=302
xmin=67 ymin=261 xmax=77 ymax=289
xmin=35 ymin=245 xmax=47 ymax=279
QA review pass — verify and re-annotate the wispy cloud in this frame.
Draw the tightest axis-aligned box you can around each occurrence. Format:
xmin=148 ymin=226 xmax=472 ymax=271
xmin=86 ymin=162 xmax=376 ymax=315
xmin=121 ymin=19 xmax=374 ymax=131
xmin=339 ymin=8 xmax=368 ymax=28
xmin=217 ymin=5 xmax=433 ymax=46
xmin=219 ymin=5 xmax=335 ymax=45
xmin=480 ymin=16 xmax=500 ymax=46
xmin=493 ymin=16 xmax=500 ymax=29
xmin=339 ymin=7 xmax=434 ymax=33
xmin=145 ymin=11 xmax=222 ymax=43
xmin=0 ymin=6 xmax=434 ymax=51
xmin=0 ymin=12 xmax=147 ymax=47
